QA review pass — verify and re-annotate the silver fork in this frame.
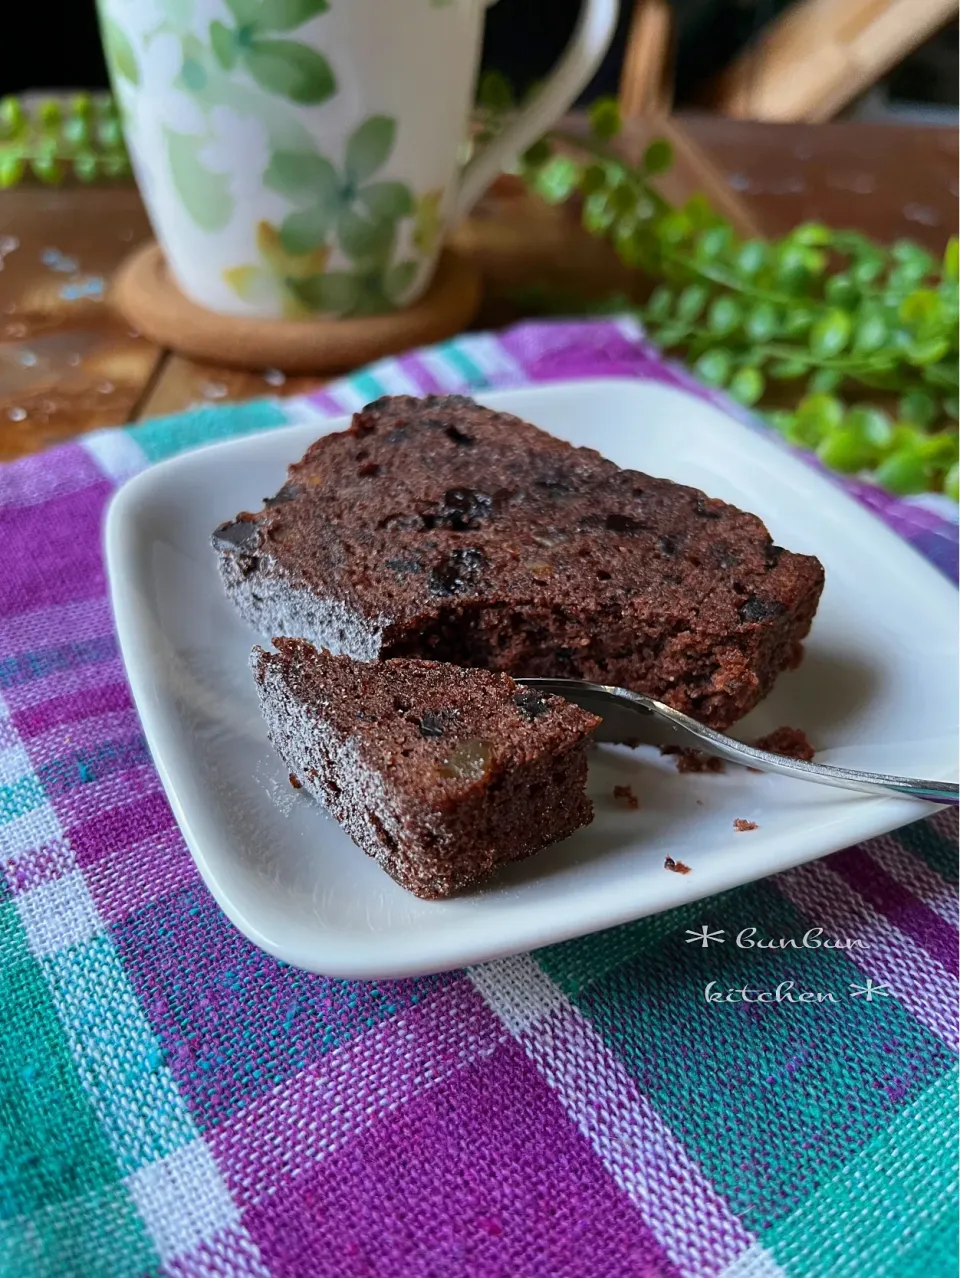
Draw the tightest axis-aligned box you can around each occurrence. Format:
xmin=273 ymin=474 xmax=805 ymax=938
xmin=516 ymin=677 xmax=959 ymax=806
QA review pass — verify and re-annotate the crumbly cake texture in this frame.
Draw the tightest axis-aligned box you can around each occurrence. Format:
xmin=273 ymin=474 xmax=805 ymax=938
xmin=252 ymin=640 xmax=600 ymax=899
xmin=217 ymin=394 xmax=824 ymax=731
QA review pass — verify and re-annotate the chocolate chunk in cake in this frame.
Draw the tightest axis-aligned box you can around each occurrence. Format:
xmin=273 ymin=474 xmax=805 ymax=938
xmin=218 ymin=394 xmax=824 ymax=730
xmin=253 ymin=639 xmax=599 ymax=899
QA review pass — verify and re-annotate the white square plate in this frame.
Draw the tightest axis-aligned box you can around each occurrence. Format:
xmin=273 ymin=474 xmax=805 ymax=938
xmin=105 ymin=379 xmax=958 ymax=978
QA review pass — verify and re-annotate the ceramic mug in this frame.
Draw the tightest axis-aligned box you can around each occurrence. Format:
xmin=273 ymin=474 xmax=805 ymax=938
xmin=97 ymin=0 xmax=619 ymax=320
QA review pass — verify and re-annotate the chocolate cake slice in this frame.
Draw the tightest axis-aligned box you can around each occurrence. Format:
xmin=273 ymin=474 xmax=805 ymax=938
xmin=218 ymin=395 xmax=824 ymax=730
xmin=253 ymin=639 xmax=600 ymax=899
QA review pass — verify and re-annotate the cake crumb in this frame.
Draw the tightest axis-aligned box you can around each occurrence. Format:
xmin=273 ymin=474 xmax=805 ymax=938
xmin=289 ymin=773 xmax=302 ymax=789
xmin=664 ymin=856 xmax=691 ymax=874
xmin=661 ymin=745 xmax=725 ymax=773
xmin=753 ymin=726 xmax=815 ymax=761
xmin=734 ymin=818 xmax=758 ymax=832
xmin=613 ymin=784 xmax=639 ymax=809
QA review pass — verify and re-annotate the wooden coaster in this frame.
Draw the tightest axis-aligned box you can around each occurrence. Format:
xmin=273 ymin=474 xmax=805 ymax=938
xmin=111 ymin=242 xmax=482 ymax=373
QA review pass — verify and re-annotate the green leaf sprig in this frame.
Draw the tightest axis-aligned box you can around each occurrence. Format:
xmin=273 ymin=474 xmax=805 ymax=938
xmin=0 ymin=94 xmax=131 ymax=187
xmin=507 ymin=92 xmax=959 ymax=501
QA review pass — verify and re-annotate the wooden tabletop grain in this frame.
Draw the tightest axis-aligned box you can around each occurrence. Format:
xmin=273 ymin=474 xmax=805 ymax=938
xmin=0 ymin=114 xmax=956 ymax=461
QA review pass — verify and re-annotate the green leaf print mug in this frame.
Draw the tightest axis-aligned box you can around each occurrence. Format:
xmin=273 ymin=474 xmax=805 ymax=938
xmin=97 ymin=0 xmax=619 ymax=320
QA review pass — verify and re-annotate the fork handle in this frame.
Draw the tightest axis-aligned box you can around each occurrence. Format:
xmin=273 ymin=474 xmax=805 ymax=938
xmin=517 ymin=678 xmax=958 ymax=806
xmin=647 ymin=706 xmax=958 ymax=806
xmin=702 ymin=737 xmax=958 ymax=806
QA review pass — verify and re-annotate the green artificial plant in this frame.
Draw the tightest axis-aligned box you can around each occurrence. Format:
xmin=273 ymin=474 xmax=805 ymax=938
xmin=0 ymin=93 xmax=131 ymax=186
xmin=505 ymin=90 xmax=959 ymax=502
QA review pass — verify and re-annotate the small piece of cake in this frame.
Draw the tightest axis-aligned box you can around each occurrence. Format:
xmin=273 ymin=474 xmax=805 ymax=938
xmin=253 ymin=640 xmax=600 ymax=899
xmin=216 ymin=394 xmax=824 ymax=730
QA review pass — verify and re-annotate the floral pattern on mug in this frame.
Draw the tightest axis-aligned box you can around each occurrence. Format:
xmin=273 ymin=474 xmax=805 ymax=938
xmin=259 ymin=116 xmax=422 ymax=316
xmin=223 ymin=219 xmax=330 ymax=317
xmin=412 ymin=188 xmax=445 ymax=257
xmin=207 ymin=0 xmax=336 ymax=105
xmin=97 ymin=0 xmax=442 ymax=316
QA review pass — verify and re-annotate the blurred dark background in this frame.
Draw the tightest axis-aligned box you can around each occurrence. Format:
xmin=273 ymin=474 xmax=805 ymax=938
xmin=1 ymin=0 xmax=956 ymax=117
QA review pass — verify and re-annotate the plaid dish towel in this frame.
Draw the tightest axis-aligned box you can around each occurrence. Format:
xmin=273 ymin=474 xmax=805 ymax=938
xmin=1 ymin=319 xmax=957 ymax=1278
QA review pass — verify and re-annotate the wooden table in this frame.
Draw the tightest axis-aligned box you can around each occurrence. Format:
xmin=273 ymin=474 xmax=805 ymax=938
xmin=0 ymin=115 xmax=956 ymax=461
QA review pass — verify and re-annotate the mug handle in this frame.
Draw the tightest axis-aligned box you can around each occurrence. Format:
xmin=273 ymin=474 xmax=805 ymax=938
xmin=453 ymin=0 xmax=620 ymax=220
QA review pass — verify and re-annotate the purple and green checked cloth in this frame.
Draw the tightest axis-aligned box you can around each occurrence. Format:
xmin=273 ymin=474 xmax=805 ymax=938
xmin=2 ymin=318 xmax=957 ymax=1278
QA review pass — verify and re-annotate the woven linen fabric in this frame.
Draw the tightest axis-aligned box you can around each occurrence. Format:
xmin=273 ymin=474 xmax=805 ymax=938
xmin=1 ymin=318 xmax=957 ymax=1278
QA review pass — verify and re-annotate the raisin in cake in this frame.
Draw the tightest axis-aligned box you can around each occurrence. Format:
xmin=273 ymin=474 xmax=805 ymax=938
xmin=253 ymin=640 xmax=599 ymax=899
xmin=218 ymin=395 xmax=824 ymax=730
